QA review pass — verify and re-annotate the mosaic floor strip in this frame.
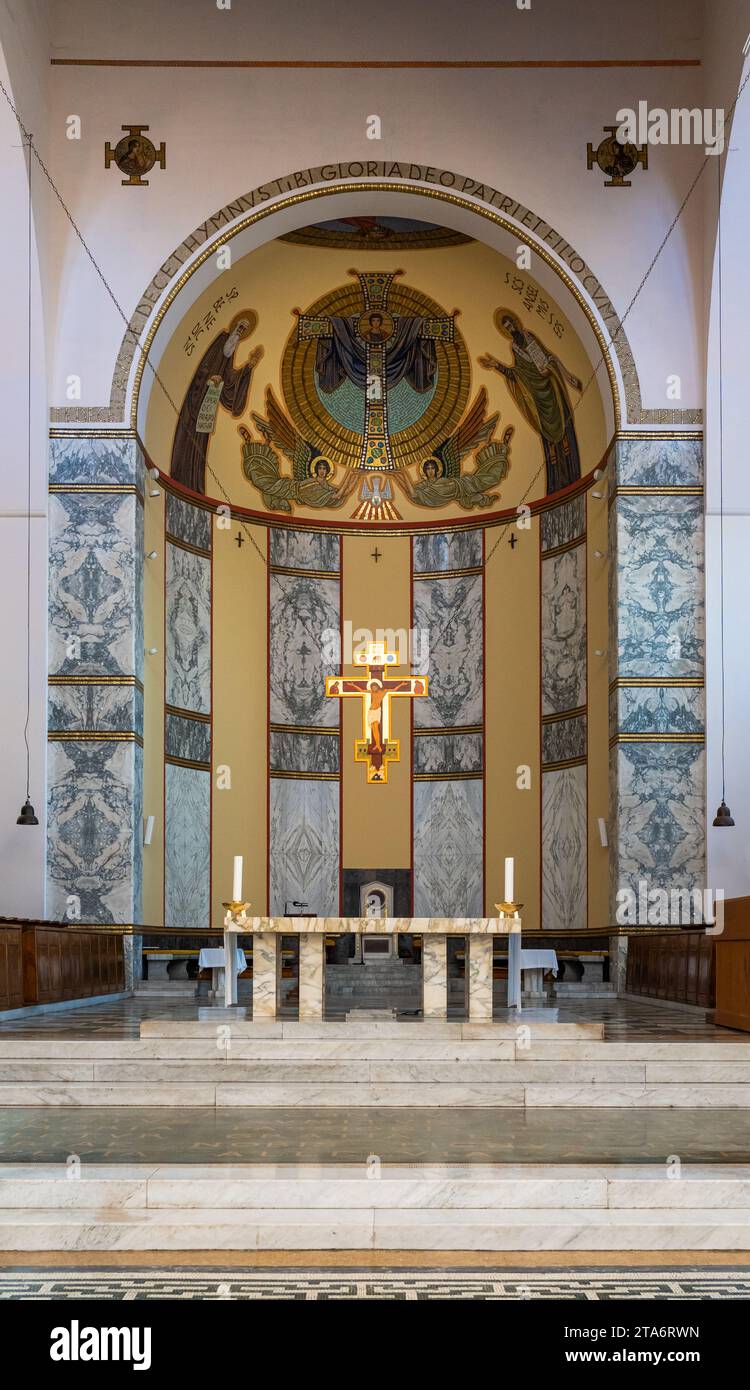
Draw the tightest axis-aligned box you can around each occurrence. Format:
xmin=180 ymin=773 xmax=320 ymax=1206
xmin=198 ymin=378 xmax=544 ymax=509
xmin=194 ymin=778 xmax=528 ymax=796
xmin=1 ymin=1267 xmax=749 ymax=1300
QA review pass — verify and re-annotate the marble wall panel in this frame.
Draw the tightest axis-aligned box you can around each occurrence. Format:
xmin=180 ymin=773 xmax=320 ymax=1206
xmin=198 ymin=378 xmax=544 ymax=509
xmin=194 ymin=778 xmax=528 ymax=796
xmin=48 ymin=683 xmax=140 ymax=736
xmin=165 ymin=492 xmax=212 ymax=552
xmin=49 ymin=492 xmax=140 ymax=677
xmin=541 ymin=764 xmax=587 ymax=932
xmin=613 ymin=495 xmax=704 ymax=679
xmin=269 ymin=778 xmax=339 ymax=916
xmin=165 ymin=712 xmax=211 ymax=764
xmin=165 ymin=543 xmax=211 ymax=714
xmin=269 ymin=731 xmax=339 ymax=775
xmin=615 ymin=438 xmax=702 ymax=488
xmin=608 ymin=437 xmax=706 ymax=919
xmin=269 ymin=528 xmax=340 ymax=572
xmin=541 ymin=543 xmax=587 ymax=715
xmin=617 ymin=686 xmax=704 ymax=735
xmin=413 ymin=732 xmax=483 ymax=776
xmin=541 ymin=495 xmax=586 ymax=552
xmin=164 ymin=763 xmax=211 ymax=927
xmin=613 ymin=743 xmax=706 ymax=896
xmin=269 ymin=574 xmax=340 ymax=727
xmin=412 ymin=530 xmax=482 ymax=573
xmin=413 ymin=780 xmax=483 ymax=917
xmin=542 ymin=713 xmax=587 ymax=767
xmin=47 ymin=738 xmax=140 ymax=924
xmin=413 ymin=574 xmax=483 ymax=727
xmin=49 ymin=436 xmax=140 ymax=487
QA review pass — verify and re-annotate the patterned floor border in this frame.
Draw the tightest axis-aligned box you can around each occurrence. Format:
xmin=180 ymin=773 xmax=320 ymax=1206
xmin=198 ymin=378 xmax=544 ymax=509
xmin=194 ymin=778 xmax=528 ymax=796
xmin=2 ymin=1268 xmax=750 ymax=1300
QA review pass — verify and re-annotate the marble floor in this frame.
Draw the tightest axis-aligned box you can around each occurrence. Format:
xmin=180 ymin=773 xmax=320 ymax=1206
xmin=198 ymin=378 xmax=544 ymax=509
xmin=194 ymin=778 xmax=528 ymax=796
xmin=1 ymin=1105 xmax=749 ymax=1164
xmin=0 ymin=995 xmax=740 ymax=1041
xmin=2 ymin=1266 xmax=750 ymax=1299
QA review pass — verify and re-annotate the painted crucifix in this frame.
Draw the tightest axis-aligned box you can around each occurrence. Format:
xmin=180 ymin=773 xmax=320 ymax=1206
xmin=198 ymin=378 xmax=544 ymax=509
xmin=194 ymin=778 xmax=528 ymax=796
xmin=326 ymin=640 xmax=427 ymax=784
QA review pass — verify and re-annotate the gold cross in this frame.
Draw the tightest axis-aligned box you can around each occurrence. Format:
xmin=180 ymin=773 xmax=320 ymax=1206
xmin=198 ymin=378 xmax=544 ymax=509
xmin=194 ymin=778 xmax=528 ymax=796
xmin=326 ymin=640 xmax=427 ymax=784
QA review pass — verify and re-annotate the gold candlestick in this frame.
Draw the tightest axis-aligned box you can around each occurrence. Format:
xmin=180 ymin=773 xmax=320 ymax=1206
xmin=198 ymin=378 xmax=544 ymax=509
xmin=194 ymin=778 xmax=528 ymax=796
xmin=495 ymin=901 xmax=523 ymax=919
xmin=222 ymin=900 xmax=251 ymax=928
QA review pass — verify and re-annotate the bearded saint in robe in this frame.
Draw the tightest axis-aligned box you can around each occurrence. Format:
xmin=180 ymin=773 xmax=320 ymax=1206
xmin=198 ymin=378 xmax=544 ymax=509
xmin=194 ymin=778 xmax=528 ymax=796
xmin=171 ymin=312 xmax=263 ymax=494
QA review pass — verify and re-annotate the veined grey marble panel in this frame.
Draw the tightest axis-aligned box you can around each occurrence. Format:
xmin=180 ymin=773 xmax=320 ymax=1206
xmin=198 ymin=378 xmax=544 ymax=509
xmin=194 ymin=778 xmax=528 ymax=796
xmin=165 ymin=764 xmax=211 ymax=928
xmin=49 ymin=436 xmax=140 ymax=487
xmin=165 ymin=712 xmax=211 ymax=765
xmin=617 ymin=686 xmax=704 ymax=735
xmin=269 ymin=574 xmax=340 ymax=727
xmin=541 ymin=544 xmax=586 ymax=715
xmin=413 ymin=732 xmax=483 ymax=775
xmin=542 ymin=714 xmax=587 ymax=766
xmin=413 ymin=574 xmax=483 ymax=727
xmin=48 ymin=683 xmax=139 ymax=736
xmin=612 ymin=742 xmax=705 ymax=896
xmin=166 ymin=493 xmax=212 ymax=552
xmin=615 ymin=438 xmax=702 ymax=488
xmin=269 ymin=779 xmax=339 ymax=916
xmin=270 ymin=731 xmax=340 ymax=774
xmin=47 ymin=738 xmax=140 ymax=924
xmin=542 ymin=764 xmax=587 ymax=932
xmin=412 ymin=530 xmax=482 ymax=573
xmin=541 ymin=496 xmax=586 ymax=552
xmin=269 ymin=528 xmax=340 ymax=572
xmin=613 ymin=495 xmax=704 ymax=679
xmin=48 ymin=492 xmax=140 ymax=677
xmin=413 ymin=780 xmax=483 ymax=917
xmin=165 ymin=543 xmax=211 ymax=714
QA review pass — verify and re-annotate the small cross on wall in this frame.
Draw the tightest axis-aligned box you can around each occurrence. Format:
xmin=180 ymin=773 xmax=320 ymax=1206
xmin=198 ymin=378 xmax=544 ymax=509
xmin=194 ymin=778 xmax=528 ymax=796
xmin=235 ymin=532 xmax=245 ymax=548
xmin=508 ymin=531 xmax=518 ymax=550
xmin=371 ymin=546 xmax=382 ymax=563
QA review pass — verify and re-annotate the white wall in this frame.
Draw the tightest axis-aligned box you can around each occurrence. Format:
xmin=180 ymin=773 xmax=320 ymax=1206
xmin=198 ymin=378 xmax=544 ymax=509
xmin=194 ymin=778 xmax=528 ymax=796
xmin=43 ymin=0 xmax=706 ymax=414
xmin=0 ymin=0 xmax=50 ymax=915
xmin=703 ymin=0 xmax=750 ymax=895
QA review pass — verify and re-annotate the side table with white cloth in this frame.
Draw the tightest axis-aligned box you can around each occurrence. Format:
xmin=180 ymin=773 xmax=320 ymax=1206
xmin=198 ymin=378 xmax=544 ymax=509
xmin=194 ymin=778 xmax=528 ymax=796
xmin=198 ymin=947 xmax=247 ymax=1001
xmin=506 ymin=943 xmax=558 ymax=1009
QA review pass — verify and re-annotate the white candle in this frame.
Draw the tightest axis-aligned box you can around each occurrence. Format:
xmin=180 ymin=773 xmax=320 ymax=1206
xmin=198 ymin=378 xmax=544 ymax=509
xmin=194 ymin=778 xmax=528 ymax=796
xmin=232 ymin=855 xmax=243 ymax=902
xmin=504 ymin=856 xmax=514 ymax=903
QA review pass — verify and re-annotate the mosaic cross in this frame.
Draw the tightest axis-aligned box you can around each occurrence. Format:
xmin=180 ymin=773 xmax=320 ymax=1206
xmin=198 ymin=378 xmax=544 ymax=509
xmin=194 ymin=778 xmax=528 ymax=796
xmin=326 ymin=640 xmax=427 ymax=784
xmin=297 ymin=270 xmax=455 ymax=470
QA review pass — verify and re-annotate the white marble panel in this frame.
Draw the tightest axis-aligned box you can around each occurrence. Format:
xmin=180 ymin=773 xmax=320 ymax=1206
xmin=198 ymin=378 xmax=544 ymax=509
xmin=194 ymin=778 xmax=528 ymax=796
xmin=422 ymin=935 xmax=447 ymax=1021
xmin=413 ymin=573 xmax=483 ymax=726
xmin=541 ymin=542 xmax=586 ymax=715
xmin=269 ymin=779 xmax=339 ymax=916
xmin=269 ymin=573 xmax=340 ymax=726
xmin=165 ymin=543 xmax=211 ymax=713
xmin=299 ymin=934 xmax=324 ymax=1020
xmin=468 ymin=936 xmax=493 ymax=1022
xmin=541 ymin=764 xmax=587 ymax=932
xmin=252 ymin=934 xmax=279 ymax=1021
xmin=413 ymin=781 xmax=483 ymax=917
xmin=164 ymin=764 xmax=210 ymax=928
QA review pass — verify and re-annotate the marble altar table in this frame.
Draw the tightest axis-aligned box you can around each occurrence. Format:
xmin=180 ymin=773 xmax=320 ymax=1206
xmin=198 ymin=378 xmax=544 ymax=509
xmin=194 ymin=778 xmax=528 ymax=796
xmin=231 ymin=916 xmax=521 ymax=1022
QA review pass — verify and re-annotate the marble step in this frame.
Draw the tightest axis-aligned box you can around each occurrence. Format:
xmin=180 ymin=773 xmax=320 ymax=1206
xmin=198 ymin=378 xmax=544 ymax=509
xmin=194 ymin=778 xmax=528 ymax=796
xmin=138 ymin=1020 xmax=605 ymax=1039
xmin=3 ymin=1079 xmax=750 ymax=1106
xmin=1 ymin=1038 xmax=750 ymax=1062
xmin=5 ymin=1058 xmax=750 ymax=1085
xmin=2 ymin=1204 xmax=750 ymax=1250
xmin=4 ymin=1163 xmax=750 ymax=1211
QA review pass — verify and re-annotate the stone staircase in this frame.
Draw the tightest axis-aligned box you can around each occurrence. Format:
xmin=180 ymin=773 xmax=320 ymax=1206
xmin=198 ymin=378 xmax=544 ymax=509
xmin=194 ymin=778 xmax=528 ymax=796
xmin=0 ymin=1020 xmax=749 ymax=1107
xmin=1 ymin=1162 xmax=750 ymax=1250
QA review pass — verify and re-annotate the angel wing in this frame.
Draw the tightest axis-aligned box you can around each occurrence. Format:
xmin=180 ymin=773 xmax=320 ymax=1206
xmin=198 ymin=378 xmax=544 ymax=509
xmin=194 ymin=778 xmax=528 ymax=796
xmin=251 ymin=387 xmax=317 ymax=481
xmin=435 ymin=388 xmax=500 ymax=478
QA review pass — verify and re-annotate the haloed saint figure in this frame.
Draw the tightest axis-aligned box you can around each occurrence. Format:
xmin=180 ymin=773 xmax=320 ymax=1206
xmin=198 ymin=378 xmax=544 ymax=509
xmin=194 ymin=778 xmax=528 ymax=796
xmin=170 ymin=310 xmax=263 ymax=494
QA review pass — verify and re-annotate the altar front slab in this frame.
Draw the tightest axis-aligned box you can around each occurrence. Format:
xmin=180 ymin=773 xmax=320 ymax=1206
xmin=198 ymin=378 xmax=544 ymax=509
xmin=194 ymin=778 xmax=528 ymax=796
xmin=138 ymin=1020 xmax=603 ymax=1039
xmin=245 ymin=916 xmax=520 ymax=935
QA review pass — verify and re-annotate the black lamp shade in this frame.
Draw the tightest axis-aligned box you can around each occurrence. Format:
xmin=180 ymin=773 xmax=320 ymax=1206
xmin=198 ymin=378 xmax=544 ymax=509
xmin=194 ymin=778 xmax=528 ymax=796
xmin=712 ymin=800 xmax=735 ymax=828
xmin=16 ymin=798 xmax=39 ymax=826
